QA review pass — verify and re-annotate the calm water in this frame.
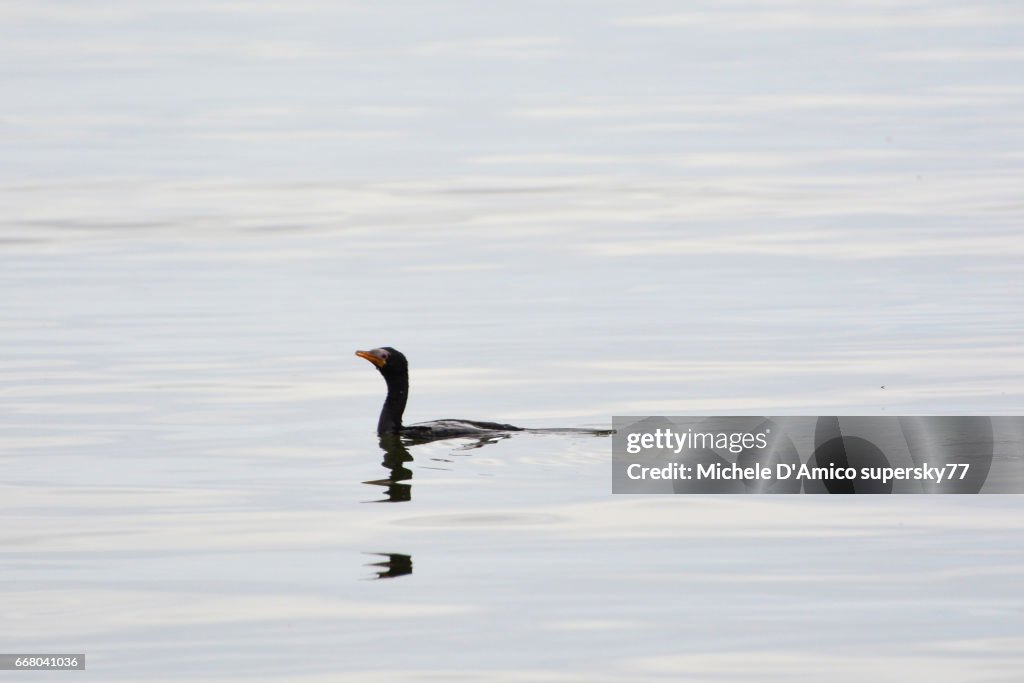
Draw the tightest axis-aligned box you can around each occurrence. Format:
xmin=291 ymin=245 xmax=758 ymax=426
xmin=3 ymin=1 xmax=1024 ymax=681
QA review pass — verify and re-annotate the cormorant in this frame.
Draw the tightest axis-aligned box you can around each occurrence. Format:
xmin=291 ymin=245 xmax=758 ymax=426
xmin=356 ymin=347 xmax=524 ymax=440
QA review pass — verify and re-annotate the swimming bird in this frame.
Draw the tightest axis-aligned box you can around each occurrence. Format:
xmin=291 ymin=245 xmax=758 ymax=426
xmin=355 ymin=347 xmax=523 ymax=440
xmin=356 ymin=346 xmax=614 ymax=442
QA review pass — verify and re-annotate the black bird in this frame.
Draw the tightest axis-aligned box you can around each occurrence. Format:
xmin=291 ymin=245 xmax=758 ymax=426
xmin=356 ymin=347 xmax=523 ymax=440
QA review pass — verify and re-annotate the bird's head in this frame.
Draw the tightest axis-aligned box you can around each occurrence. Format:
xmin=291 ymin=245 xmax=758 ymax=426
xmin=355 ymin=347 xmax=408 ymax=379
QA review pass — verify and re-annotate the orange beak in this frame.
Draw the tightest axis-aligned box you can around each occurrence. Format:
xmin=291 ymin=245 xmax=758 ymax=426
xmin=355 ymin=349 xmax=387 ymax=368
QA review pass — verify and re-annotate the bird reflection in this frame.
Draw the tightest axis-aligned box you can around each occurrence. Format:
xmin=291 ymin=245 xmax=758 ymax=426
xmin=364 ymin=552 xmax=413 ymax=579
xmin=363 ymin=435 xmax=414 ymax=502
xmin=363 ymin=433 xmax=514 ymax=503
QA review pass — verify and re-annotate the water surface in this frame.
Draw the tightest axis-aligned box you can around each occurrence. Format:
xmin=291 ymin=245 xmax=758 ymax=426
xmin=2 ymin=1 xmax=1024 ymax=680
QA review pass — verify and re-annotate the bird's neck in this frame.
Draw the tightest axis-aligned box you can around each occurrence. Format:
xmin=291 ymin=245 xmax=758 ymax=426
xmin=377 ymin=371 xmax=409 ymax=435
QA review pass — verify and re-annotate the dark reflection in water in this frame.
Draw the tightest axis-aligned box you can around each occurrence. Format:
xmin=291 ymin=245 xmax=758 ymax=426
xmin=363 ymin=433 xmax=514 ymax=502
xmin=363 ymin=435 xmax=414 ymax=502
xmin=363 ymin=552 xmax=413 ymax=580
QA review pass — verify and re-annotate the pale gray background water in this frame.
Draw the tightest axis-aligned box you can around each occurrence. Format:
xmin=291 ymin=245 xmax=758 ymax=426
xmin=2 ymin=1 xmax=1023 ymax=681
